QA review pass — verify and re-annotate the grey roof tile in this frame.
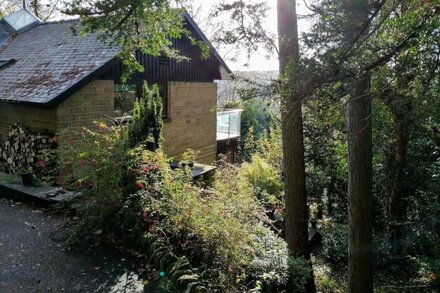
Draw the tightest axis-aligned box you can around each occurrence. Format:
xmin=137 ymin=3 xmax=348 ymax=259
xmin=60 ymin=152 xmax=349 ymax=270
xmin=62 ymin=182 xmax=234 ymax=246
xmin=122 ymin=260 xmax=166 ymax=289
xmin=0 ymin=21 xmax=120 ymax=106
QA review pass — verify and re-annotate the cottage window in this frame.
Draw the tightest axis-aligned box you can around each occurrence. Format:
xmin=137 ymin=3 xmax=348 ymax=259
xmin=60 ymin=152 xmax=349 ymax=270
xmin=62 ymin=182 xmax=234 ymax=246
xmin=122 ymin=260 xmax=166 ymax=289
xmin=114 ymin=84 xmax=136 ymax=116
xmin=114 ymin=82 xmax=169 ymax=119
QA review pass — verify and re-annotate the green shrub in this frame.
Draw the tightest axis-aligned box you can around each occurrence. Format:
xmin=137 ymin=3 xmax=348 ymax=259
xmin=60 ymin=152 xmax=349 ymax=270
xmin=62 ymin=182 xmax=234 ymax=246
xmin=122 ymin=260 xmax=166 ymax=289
xmin=249 ymin=226 xmax=289 ymax=289
xmin=239 ymin=154 xmax=283 ymax=206
xmin=425 ymin=258 xmax=440 ymax=286
xmin=321 ymin=224 xmax=348 ymax=269
xmin=58 ymin=123 xmax=127 ymax=241
xmin=375 ymin=236 xmax=420 ymax=281
xmin=287 ymin=257 xmax=312 ymax=293
xmin=60 ymin=117 xmax=291 ymax=291
xmin=126 ymin=82 xmax=163 ymax=150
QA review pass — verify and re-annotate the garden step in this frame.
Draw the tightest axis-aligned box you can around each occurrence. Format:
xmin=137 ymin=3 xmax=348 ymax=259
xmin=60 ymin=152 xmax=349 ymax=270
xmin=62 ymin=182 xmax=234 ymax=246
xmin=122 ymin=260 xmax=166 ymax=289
xmin=0 ymin=171 xmax=81 ymax=204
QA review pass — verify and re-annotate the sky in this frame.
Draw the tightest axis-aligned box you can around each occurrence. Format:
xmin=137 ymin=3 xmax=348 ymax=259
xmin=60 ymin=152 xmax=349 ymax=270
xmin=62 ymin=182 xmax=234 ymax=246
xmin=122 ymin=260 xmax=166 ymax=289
xmin=190 ymin=0 xmax=311 ymax=72
xmin=4 ymin=0 xmax=311 ymax=72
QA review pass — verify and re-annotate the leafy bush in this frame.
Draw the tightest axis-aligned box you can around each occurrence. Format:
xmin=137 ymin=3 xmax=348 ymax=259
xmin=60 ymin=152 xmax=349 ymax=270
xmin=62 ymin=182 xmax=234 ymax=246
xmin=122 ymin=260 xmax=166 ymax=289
xmin=239 ymin=154 xmax=283 ymax=206
xmin=240 ymin=98 xmax=273 ymax=160
xmin=321 ymin=224 xmax=348 ymax=269
xmin=287 ymin=257 xmax=312 ymax=293
xmin=126 ymin=82 xmax=163 ymax=150
xmin=249 ymin=227 xmax=289 ymax=288
xmin=58 ymin=123 xmax=127 ymax=240
xmin=60 ymin=120 xmax=290 ymax=291
xmin=425 ymin=258 xmax=440 ymax=286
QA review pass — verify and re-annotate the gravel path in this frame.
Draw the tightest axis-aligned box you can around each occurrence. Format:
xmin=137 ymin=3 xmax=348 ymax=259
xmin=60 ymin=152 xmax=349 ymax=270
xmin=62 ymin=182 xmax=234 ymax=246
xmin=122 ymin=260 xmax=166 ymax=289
xmin=0 ymin=198 xmax=154 ymax=293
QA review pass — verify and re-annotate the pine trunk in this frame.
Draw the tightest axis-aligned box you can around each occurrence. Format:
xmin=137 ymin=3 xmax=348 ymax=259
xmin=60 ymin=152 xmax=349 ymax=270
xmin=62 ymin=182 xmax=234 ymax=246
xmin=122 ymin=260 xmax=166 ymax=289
xmin=277 ymin=0 xmax=316 ymax=292
xmin=345 ymin=0 xmax=373 ymax=292
xmin=388 ymin=113 xmax=410 ymax=254
xmin=347 ymin=77 xmax=373 ymax=293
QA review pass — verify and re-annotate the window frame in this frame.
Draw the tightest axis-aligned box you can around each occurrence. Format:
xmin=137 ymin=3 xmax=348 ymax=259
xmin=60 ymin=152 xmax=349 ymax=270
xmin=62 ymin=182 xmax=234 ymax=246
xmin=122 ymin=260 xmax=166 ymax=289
xmin=115 ymin=78 xmax=170 ymax=120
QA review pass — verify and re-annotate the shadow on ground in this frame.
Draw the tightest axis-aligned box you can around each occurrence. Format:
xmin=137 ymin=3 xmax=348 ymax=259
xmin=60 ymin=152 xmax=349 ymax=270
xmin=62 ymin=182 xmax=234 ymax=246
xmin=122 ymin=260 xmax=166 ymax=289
xmin=0 ymin=198 xmax=157 ymax=293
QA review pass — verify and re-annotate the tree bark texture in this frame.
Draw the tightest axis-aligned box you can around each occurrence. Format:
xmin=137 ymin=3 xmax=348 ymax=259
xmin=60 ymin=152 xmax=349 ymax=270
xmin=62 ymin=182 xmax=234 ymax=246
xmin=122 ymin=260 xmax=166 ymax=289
xmin=388 ymin=103 xmax=411 ymax=255
xmin=384 ymin=77 xmax=412 ymax=255
xmin=386 ymin=1 xmax=413 ymax=255
xmin=347 ymin=79 xmax=373 ymax=293
xmin=277 ymin=0 xmax=316 ymax=292
xmin=345 ymin=0 xmax=373 ymax=292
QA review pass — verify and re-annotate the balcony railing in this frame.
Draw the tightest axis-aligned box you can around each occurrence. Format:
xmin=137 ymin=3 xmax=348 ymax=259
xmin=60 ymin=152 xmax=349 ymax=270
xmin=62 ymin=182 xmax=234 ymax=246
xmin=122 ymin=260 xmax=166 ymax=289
xmin=217 ymin=109 xmax=243 ymax=141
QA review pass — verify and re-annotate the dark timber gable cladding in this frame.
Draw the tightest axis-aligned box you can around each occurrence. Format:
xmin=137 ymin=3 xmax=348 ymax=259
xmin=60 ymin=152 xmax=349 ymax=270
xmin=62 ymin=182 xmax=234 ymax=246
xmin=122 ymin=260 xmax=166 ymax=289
xmin=100 ymin=13 xmax=229 ymax=83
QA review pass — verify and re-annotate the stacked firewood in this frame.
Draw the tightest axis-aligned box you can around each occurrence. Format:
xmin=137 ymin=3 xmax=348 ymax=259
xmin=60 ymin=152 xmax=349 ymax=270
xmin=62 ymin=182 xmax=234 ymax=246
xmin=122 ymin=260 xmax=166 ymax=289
xmin=0 ymin=124 xmax=58 ymax=183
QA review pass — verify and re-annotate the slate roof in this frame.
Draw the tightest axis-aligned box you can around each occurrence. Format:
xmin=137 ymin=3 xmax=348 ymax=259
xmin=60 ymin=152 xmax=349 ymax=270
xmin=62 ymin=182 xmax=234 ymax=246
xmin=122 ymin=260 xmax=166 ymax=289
xmin=0 ymin=12 xmax=231 ymax=108
xmin=0 ymin=20 xmax=120 ymax=107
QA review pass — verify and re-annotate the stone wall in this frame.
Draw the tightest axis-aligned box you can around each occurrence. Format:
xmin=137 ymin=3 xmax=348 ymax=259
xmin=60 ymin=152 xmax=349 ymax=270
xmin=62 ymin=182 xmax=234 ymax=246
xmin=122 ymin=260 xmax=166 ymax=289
xmin=1 ymin=79 xmax=217 ymax=165
xmin=0 ymin=103 xmax=58 ymax=139
xmin=0 ymin=80 xmax=114 ymax=140
xmin=56 ymin=80 xmax=115 ymax=131
xmin=162 ymin=82 xmax=217 ymax=164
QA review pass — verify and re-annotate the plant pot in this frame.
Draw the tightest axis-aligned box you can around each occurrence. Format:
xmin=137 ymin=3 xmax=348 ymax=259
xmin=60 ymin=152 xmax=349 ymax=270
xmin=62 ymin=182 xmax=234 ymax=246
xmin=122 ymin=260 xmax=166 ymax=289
xmin=20 ymin=173 xmax=34 ymax=186
xmin=169 ymin=161 xmax=180 ymax=170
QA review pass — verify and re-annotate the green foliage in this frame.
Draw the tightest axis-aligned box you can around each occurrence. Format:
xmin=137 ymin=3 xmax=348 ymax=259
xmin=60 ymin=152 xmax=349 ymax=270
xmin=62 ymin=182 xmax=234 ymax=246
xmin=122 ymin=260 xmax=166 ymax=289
xmin=425 ymin=258 xmax=440 ymax=286
xmin=321 ymin=224 xmax=348 ymax=270
xmin=239 ymin=154 xmax=283 ymax=206
xmin=60 ymin=120 xmax=290 ymax=291
xmin=58 ymin=123 xmax=127 ymax=240
xmin=240 ymin=98 xmax=273 ymax=160
xmin=303 ymin=95 xmax=348 ymax=222
xmin=66 ymin=0 xmax=191 ymax=82
xmin=126 ymin=82 xmax=163 ymax=150
xmin=315 ymin=274 xmax=345 ymax=293
xmin=374 ymin=235 xmax=422 ymax=282
xmin=287 ymin=257 xmax=312 ymax=293
xmin=249 ymin=227 xmax=289 ymax=289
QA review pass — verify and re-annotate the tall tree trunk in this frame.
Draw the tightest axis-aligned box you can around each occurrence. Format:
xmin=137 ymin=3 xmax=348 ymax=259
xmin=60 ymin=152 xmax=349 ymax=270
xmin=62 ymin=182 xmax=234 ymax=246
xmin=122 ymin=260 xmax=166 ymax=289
xmin=347 ymin=79 xmax=374 ymax=293
xmin=388 ymin=112 xmax=410 ymax=255
xmin=345 ymin=0 xmax=373 ymax=292
xmin=386 ymin=2 xmax=413 ymax=256
xmin=277 ymin=0 xmax=316 ymax=292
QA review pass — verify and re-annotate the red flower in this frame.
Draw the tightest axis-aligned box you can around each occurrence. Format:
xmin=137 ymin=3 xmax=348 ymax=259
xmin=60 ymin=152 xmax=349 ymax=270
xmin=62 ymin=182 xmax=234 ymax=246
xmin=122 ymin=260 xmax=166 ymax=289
xmin=155 ymin=164 xmax=160 ymax=170
xmin=141 ymin=212 xmax=149 ymax=221
xmin=144 ymin=166 xmax=152 ymax=172
xmin=137 ymin=181 xmax=144 ymax=190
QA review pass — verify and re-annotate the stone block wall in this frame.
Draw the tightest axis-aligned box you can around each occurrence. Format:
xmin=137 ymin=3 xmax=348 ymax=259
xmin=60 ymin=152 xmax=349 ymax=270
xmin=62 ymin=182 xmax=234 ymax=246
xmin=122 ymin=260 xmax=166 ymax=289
xmin=0 ymin=103 xmax=58 ymax=139
xmin=56 ymin=80 xmax=115 ymax=130
xmin=0 ymin=80 xmax=114 ymax=140
xmin=1 ymin=79 xmax=217 ymax=165
xmin=162 ymin=82 xmax=217 ymax=164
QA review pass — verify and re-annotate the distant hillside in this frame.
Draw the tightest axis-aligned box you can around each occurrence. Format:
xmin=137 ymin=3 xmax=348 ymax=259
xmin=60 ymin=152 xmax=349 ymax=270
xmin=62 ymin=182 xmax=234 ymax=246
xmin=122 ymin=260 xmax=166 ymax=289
xmin=216 ymin=70 xmax=279 ymax=108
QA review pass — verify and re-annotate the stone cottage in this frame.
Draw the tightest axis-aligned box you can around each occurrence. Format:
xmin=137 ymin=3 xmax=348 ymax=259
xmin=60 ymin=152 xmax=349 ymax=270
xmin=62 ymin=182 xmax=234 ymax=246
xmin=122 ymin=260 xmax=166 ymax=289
xmin=0 ymin=9 xmax=231 ymax=164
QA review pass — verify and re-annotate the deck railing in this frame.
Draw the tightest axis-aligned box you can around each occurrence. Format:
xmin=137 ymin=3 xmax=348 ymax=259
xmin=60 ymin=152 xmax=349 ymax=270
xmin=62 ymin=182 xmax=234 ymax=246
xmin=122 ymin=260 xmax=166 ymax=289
xmin=217 ymin=109 xmax=243 ymax=141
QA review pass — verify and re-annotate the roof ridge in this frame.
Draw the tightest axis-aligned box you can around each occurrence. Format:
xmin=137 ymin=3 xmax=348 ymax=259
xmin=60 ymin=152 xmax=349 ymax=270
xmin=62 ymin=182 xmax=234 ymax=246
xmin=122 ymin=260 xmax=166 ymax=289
xmin=40 ymin=18 xmax=80 ymax=25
